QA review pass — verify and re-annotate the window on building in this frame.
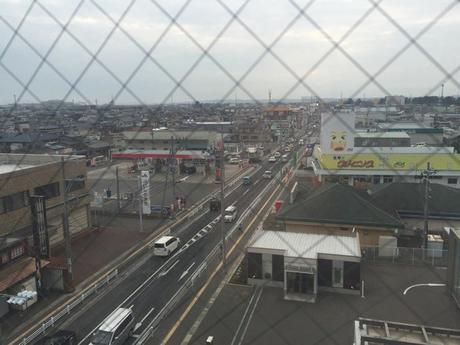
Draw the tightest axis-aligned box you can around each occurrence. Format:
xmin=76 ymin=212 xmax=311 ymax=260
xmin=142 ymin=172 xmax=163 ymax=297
xmin=10 ymin=245 xmax=24 ymax=259
xmin=448 ymin=178 xmax=458 ymax=185
xmin=247 ymin=253 xmax=262 ymax=279
xmin=0 ymin=252 xmax=9 ymax=265
xmin=1 ymin=191 xmax=29 ymax=213
xmin=383 ymin=176 xmax=394 ymax=183
xmin=34 ymin=182 xmax=60 ymax=199
xmin=65 ymin=175 xmax=86 ymax=192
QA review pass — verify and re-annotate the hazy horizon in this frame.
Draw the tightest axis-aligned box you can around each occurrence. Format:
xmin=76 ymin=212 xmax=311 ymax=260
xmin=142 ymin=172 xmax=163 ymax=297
xmin=1 ymin=0 xmax=459 ymax=105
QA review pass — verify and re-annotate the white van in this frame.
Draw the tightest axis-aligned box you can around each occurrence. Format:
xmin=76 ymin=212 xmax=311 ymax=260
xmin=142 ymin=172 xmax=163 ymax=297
xmin=224 ymin=205 xmax=238 ymax=223
xmin=263 ymin=170 xmax=272 ymax=179
xmin=90 ymin=308 xmax=134 ymax=345
xmin=281 ymin=154 xmax=289 ymax=162
xmin=153 ymin=236 xmax=181 ymax=256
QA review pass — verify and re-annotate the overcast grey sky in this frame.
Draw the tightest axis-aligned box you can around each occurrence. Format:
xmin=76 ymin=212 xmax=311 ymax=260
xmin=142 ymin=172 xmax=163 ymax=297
xmin=1 ymin=0 xmax=459 ymax=105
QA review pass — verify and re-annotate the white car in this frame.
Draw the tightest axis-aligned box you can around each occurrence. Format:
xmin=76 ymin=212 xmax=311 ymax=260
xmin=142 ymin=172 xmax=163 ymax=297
xmin=268 ymin=156 xmax=277 ymax=163
xmin=274 ymin=151 xmax=281 ymax=158
xmin=263 ymin=170 xmax=272 ymax=179
xmin=229 ymin=157 xmax=241 ymax=164
xmin=153 ymin=236 xmax=181 ymax=256
xmin=224 ymin=205 xmax=238 ymax=222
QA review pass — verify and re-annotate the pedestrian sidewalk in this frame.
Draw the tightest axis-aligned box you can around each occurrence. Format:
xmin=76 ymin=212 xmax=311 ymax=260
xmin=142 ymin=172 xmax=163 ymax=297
xmin=1 ymin=226 xmax=149 ymax=344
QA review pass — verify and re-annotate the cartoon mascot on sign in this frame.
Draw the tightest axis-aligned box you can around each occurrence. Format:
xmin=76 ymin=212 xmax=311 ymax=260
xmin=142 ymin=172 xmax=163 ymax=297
xmin=330 ymin=131 xmax=347 ymax=151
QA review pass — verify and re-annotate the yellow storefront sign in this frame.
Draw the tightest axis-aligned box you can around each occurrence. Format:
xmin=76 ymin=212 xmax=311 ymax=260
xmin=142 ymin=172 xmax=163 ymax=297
xmin=317 ymin=151 xmax=460 ymax=171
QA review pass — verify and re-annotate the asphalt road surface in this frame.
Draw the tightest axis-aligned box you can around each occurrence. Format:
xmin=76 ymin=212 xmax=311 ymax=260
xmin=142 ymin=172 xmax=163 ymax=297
xmin=28 ymin=153 xmax=293 ymax=345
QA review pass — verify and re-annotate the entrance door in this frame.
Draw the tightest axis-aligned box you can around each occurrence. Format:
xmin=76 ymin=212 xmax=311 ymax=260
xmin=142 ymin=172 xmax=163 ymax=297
xmin=286 ymin=272 xmax=314 ymax=294
xmin=332 ymin=261 xmax=344 ymax=288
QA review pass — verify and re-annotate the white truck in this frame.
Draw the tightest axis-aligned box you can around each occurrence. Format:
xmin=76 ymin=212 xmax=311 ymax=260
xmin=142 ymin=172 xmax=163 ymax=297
xmin=247 ymin=147 xmax=262 ymax=163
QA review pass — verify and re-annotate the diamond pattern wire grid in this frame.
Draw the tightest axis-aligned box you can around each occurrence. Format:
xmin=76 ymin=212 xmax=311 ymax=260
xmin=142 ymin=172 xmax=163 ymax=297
xmin=0 ymin=0 xmax=459 ymax=344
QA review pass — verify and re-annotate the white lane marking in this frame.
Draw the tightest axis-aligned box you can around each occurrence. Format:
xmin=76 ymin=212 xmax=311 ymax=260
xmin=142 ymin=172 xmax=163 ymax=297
xmin=159 ymin=260 xmax=180 ymax=277
xmin=178 ymin=262 xmax=196 ymax=282
xmin=179 ymin=176 xmax=190 ymax=182
xmin=135 ymin=307 xmax=156 ymax=330
xmin=230 ymin=288 xmax=258 ymax=345
xmin=242 ymin=189 xmax=249 ymax=196
xmin=236 ymin=287 xmax=263 ymax=345
xmin=253 ymin=179 xmax=259 ymax=186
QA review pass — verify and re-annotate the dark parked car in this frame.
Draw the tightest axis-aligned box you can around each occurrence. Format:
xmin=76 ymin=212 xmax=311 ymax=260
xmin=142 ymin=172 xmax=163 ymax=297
xmin=34 ymin=330 xmax=77 ymax=345
xmin=183 ymin=166 xmax=197 ymax=174
xmin=209 ymin=197 xmax=221 ymax=212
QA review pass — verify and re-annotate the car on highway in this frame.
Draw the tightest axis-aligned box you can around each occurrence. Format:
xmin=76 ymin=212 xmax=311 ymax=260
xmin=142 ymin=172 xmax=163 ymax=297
xmin=153 ymin=236 xmax=181 ymax=256
xmin=90 ymin=308 xmax=134 ymax=345
xmin=34 ymin=330 xmax=77 ymax=345
xmin=243 ymin=175 xmax=252 ymax=185
xmin=229 ymin=157 xmax=241 ymax=164
xmin=268 ymin=156 xmax=277 ymax=163
xmin=274 ymin=151 xmax=281 ymax=158
xmin=281 ymin=154 xmax=289 ymax=162
xmin=224 ymin=205 xmax=238 ymax=222
xmin=262 ymin=170 xmax=272 ymax=179
xmin=209 ymin=197 xmax=221 ymax=212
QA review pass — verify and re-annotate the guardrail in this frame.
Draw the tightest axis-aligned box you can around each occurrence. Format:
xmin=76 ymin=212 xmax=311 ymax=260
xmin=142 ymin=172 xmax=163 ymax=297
xmin=17 ymin=269 xmax=119 ymax=345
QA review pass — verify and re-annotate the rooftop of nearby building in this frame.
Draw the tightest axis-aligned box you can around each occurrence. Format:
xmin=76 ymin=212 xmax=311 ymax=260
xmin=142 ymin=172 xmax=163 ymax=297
xmin=187 ymin=264 xmax=460 ymax=345
xmin=248 ymin=230 xmax=361 ymax=259
xmin=0 ymin=153 xmax=84 ymax=176
xmin=276 ymin=183 xmax=403 ymax=229
xmin=122 ymin=129 xmax=220 ymax=142
xmin=355 ymin=131 xmax=410 ymax=139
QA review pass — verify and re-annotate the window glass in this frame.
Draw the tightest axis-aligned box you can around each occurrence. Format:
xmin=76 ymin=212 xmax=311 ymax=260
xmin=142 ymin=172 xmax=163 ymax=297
xmin=35 ymin=182 xmax=60 ymax=199
xmin=65 ymin=175 xmax=86 ymax=192
xmin=10 ymin=246 xmax=24 ymax=259
xmin=2 ymin=191 xmax=28 ymax=212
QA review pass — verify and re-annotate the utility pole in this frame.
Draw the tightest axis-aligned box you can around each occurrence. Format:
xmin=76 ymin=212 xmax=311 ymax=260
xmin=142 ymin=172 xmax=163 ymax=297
xmin=116 ymin=166 xmax=120 ymax=214
xmin=138 ymin=175 xmax=144 ymax=233
xmin=61 ymin=157 xmax=73 ymax=292
xmin=421 ymin=162 xmax=436 ymax=249
xmin=170 ymin=135 xmax=176 ymax=199
xmin=220 ymin=120 xmax=226 ymax=272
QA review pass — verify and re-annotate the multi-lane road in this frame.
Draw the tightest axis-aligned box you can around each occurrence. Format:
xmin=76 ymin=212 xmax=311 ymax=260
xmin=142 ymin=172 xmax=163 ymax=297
xmin=26 ymin=151 xmax=294 ymax=345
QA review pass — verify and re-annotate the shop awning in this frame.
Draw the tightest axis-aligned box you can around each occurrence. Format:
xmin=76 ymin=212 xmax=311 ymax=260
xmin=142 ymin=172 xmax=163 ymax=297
xmin=0 ymin=257 xmax=49 ymax=292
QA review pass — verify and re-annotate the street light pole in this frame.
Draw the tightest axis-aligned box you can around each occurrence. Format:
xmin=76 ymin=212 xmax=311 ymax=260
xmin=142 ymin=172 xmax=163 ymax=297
xmin=421 ymin=162 xmax=436 ymax=249
xmin=138 ymin=175 xmax=144 ymax=233
xmin=220 ymin=120 xmax=226 ymax=272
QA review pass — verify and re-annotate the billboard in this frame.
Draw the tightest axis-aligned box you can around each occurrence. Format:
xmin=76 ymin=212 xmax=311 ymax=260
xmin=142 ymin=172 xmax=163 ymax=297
xmin=140 ymin=171 xmax=151 ymax=215
xmin=318 ymin=152 xmax=460 ymax=171
xmin=320 ymin=112 xmax=355 ymax=154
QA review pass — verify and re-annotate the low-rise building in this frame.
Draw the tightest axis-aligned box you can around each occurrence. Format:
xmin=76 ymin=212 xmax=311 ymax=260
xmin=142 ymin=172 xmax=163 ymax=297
xmin=313 ymin=112 xmax=460 ymax=188
xmin=0 ymin=154 xmax=90 ymax=316
xmin=247 ymin=230 xmax=361 ymax=302
xmin=121 ymin=129 xmax=220 ymax=152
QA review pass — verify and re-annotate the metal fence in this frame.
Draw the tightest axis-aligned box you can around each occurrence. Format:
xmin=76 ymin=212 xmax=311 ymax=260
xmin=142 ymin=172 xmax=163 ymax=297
xmin=17 ymin=269 xmax=118 ymax=345
xmin=361 ymin=246 xmax=448 ymax=267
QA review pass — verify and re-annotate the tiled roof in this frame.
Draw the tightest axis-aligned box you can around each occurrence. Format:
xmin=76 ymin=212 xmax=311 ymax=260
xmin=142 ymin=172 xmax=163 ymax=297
xmin=277 ymin=183 xmax=403 ymax=229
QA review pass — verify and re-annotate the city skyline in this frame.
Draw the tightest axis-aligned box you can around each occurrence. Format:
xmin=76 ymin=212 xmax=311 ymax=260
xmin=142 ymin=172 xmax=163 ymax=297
xmin=1 ymin=0 xmax=459 ymax=105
